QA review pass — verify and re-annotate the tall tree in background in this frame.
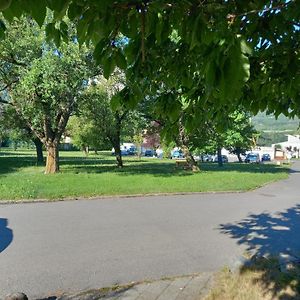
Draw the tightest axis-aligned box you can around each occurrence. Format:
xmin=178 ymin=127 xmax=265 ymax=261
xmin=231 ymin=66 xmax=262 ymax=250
xmin=0 ymin=18 xmax=91 ymax=173
xmin=78 ymin=75 xmax=145 ymax=168
xmin=11 ymin=45 xmax=90 ymax=173
xmin=224 ymin=111 xmax=258 ymax=162
xmin=0 ymin=105 xmax=44 ymax=163
xmin=66 ymin=116 xmax=110 ymax=156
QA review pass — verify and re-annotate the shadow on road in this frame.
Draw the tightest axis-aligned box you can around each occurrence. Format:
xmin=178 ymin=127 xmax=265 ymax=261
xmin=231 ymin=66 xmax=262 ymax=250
xmin=0 ymin=218 xmax=13 ymax=253
xmin=219 ymin=204 xmax=300 ymax=299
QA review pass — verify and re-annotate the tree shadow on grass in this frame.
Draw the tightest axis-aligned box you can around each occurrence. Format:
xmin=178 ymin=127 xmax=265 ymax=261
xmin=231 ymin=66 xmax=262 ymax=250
xmin=219 ymin=205 xmax=300 ymax=299
xmin=0 ymin=151 xmax=290 ymax=177
xmin=64 ymin=161 xmax=194 ymax=177
xmin=0 ymin=218 xmax=13 ymax=253
xmin=61 ymin=157 xmax=289 ymax=177
xmin=0 ymin=155 xmax=38 ymax=175
xmin=201 ymin=162 xmax=289 ymax=174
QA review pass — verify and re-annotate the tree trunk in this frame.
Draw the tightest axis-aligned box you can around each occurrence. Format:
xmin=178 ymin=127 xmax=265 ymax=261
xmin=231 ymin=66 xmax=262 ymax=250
xmin=181 ymin=145 xmax=199 ymax=172
xmin=237 ymin=152 xmax=243 ymax=163
xmin=83 ymin=146 xmax=89 ymax=157
xmin=217 ymin=147 xmax=223 ymax=167
xmin=33 ymin=138 xmax=44 ymax=164
xmin=114 ymin=143 xmax=123 ymax=168
xmin=45 ymin=143 xmax=59 ymax=174
xmin=178 ymin=118 xmax=199 ymax=172
xmin=113 ymin=116 xmax=123 ymax=168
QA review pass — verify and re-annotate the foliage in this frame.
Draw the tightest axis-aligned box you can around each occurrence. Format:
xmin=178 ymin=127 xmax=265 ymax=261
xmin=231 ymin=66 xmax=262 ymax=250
xmin=257 ymin=132 xmax=291 ymax=147
xmin=77 ymin=74 xmax=146 ymax=166
xmin=67 ymin=116 xmax=110 ymax=153
xmin=224 ymin=110 xmax=258 ymax=158
xmin=0 ymin=17 xmax=92 ymax=173
xmin=252 ymin=112 xmax=300 ymax=132
xmin=1 ymin=1 xmax=299 ymax=124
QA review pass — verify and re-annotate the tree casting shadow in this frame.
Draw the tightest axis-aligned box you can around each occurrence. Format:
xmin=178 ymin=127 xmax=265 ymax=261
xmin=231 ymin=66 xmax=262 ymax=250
xmin=0 ymin=218 xmax=13 ymax=253
xmin=219 ymin=205 xmax=300 ymax=299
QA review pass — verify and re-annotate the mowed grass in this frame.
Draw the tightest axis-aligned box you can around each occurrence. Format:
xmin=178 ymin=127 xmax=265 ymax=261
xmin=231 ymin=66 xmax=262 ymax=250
xmin=0 ymin=149 xmax=289 ymax=201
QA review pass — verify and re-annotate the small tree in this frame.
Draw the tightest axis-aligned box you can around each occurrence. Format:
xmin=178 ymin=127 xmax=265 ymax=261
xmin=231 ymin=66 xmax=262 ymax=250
xmin=224 ymin=111 xmax=258 ymax=162
xmin=79 ymin=77 xmax=144 ymax=168
xmin=0 ymin=105 xmax=44 ymax=163
xmin=133 ymin=133 xmax=143 ymax=159
xmin=67 ymin=116 xmax=110 ymax=155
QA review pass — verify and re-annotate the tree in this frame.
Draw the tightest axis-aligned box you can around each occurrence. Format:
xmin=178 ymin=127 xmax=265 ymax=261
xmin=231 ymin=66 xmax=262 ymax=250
xmin=67 ymin=116 xmax=110 ymax=155
xmin=1 ymin=1 xmax=299 ymax=125
xmin=224 ymin=111 xmax=258 ymax=162
xmin=78 ymin=76 xmax=145 ymax=168
xmin=0 ymin=105 xmax=44 ymax=163
xmin=0 ymin=18 xmax=91 ymax=173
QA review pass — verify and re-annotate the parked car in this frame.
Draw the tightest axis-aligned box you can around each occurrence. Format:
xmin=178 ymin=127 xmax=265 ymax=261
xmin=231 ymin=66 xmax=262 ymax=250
xmin=202 ymin=154 xmax=213 ymax=162
xmin=245 ymin=153 xmax=260 ymax=163
xmin=144 ymin=149 xmax=155 ymax=157
xmin=112 ymin=148 xmax=129 ymax=156
xmin=213 ymin=155 xmax=228 ymax=163
xmin=261 ymin=153 xmax=271 ymax=162
xmin=171 ymin=150 xmax=184 ymax=159
xmin=127 ymin=146 xmax=137 ymax=155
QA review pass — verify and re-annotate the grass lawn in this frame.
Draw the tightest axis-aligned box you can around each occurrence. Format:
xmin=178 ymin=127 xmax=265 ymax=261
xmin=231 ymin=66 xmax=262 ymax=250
xmin=0 ymin=149 xmax=289 ymax=201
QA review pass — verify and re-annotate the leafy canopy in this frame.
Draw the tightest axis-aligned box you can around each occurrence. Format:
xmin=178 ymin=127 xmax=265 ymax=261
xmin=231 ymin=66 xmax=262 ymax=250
xmin=0 ymin=0 xmax=299 ymax=119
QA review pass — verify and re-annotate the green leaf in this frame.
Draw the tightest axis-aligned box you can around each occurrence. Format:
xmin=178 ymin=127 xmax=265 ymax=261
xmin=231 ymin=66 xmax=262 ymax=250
xmin=53 ymin=27 xmax=61 ymax=47
xmin=155 ymin=14 xmax=163 ymax=44
xmin=77 ymin=18 xmax=88 ymax=45
xmin=60 ymin=20 xmax=68 ymax=41
xmin=1 ymin=0 xmax=23 ymax=21
xmin=46 ymin=0 xmax=67 ymax=12
xmin=111 ymin=93 xmax=121 ymax=111
xmin=29 ymin=0 xmax=46 ymax=26
xmin=0 ymin=19 xmax=6 ymax=40
xmin=190 ymin=15 xmax=202 ymax=50
xmin=67 ymin=2 xmax=82 ymax=19
xmin=103 ymin=56 xmax=115 ymax=79
xmin=240 ymin=38 xmax=252 ymax=55
xmin=45 ymin=22 xmax=62 ymax=46
xmin=115 ymin=50 xmax=127 ymax=69
xmin=93 ymin=39 xmax=106 ymax=64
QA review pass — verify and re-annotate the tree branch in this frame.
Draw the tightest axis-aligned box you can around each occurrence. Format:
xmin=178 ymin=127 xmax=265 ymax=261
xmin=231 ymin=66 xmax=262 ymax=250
xmin=0 ymin=53 xmax=27 ymax=67
xmin=0 ymin=97 xmax=10 ymax=105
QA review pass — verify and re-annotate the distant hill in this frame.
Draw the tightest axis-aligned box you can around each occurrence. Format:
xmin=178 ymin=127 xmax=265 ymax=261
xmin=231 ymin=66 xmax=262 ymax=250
xmin=252 ymin=113 xmax=300 ymax=146
xmin=252 ymin=112 xmax=300 ymax=132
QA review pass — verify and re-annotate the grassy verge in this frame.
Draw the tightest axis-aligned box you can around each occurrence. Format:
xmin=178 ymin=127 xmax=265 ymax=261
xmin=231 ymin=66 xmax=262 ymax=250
xmin=0 ymin=149 xmax=289 ymax=201
xmin=204 ymin=256 xmax=300 ymax=300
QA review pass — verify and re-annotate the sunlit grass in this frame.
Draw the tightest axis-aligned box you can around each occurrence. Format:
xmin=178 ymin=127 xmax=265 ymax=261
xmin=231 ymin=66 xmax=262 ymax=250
xmin=0 ymin=149 xmax=289 ymax=201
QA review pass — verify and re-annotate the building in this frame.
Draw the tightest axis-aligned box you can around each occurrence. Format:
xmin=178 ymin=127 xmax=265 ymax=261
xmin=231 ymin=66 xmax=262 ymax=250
xmin=272 ymin=134 xmax=300 ymax=158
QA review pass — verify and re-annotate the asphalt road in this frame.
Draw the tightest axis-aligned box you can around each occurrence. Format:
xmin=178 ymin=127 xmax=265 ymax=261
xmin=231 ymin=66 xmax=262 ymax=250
xmin=1 ymin=161 xmax=300 ymax=298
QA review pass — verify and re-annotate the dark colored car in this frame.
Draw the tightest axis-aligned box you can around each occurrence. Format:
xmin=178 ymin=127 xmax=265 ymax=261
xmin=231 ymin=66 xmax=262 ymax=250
xmin=127 ymin=146 xmax=137 ymax=155
xmin=262 ymin=153 xmax=271 ymax=162
xmin=144 ymin=149 xmax=155 ymax=157
xmin=245 ymin=153 xmax=260 ymax=163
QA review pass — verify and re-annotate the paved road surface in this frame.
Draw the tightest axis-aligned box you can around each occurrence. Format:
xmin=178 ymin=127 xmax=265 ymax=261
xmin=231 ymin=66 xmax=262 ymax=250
xmin=1 ymin=162 xmax=300 ymax=298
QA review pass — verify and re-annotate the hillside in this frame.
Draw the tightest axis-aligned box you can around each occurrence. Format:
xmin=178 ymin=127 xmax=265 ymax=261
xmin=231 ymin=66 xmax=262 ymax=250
xmin=252 ymin=113 xmax=300 ymax=146
xmin=252 ymin=112 xmax=300 ymax=132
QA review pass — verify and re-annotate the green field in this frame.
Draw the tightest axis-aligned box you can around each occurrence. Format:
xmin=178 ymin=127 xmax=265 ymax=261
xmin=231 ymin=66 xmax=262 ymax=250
xmin=0 ymin=149 xmax=289 ymax=201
